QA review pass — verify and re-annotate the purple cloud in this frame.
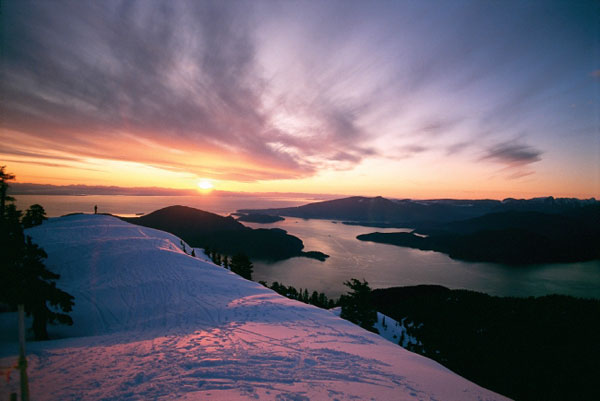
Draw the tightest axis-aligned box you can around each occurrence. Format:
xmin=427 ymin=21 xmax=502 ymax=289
xmin=483 ymin=141 xmax=542 ymax=167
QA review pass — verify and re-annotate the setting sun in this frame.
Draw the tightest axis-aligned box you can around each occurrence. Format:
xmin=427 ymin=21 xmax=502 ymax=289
xmin=197 ymin=180 xmax=214 ymax=190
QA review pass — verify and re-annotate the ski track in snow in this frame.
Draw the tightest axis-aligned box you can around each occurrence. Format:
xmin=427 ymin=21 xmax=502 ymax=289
xmin=0 ymin=215 xmax=510 ymax=400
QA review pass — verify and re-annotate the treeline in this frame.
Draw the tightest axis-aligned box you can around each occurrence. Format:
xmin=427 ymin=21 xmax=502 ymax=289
xmin=259 ymin=281 xmax=336 ymax=309
xmin=258 ymin=278 xmax=378 ymax=336
xmin=371 ymin=285 xmax=600 ymax=401
xmin=200 ymin=247 xmax=254 ymax=281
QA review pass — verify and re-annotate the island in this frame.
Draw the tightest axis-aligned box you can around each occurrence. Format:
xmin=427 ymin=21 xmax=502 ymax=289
xmin=357 ymin=206 xmax=600 ymax=264
xmin=234 ymin=213 xmax=285 ymax=223
xmin=121 ymin=205 xmax=328 ymax=262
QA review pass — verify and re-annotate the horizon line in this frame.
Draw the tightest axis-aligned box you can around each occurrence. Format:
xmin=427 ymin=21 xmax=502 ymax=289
xmin=7 ymin=182 xmax=597 ymax=202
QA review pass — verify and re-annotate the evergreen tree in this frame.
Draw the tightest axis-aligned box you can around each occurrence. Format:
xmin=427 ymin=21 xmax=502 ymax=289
xmin=22 ymin=204 xmax=47 ymax=228
xmin=310 ymin=291 xmax=320 ymax=305
xmin=0 ymin=166 xmax=16 ymax=218
xmin=191 ymin=249 xmax=196 ymax=257
xmin=20 ymin=237 xmax=74 ymax=340
xmin=1 ymin=205 xmax=24 ymax=295
xmin=339 ymin=278 xmax=378 ymax=333
xmin=0 ymin=169 xmax=74 ymax=340
xmin=230 ymin=253 xmax=253 ymax=280
xmin=222 ymin=255 xmax=229 ymax=269
xmin=318 ymin=292 xmax=327 ymax=308
xmin=263 ymin=281 xmax=337 ymax=310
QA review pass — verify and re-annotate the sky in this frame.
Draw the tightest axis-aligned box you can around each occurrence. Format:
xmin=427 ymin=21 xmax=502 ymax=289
xmin=1 ymin=0 xmax=599 ymax=199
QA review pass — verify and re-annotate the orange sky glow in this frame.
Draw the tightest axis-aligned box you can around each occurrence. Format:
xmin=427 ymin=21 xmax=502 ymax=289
xmin=2 ymin=1 xmax=599 ymax=200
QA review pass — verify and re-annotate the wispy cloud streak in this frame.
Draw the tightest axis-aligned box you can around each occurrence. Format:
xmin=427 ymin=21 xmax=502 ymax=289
xmin=1 ymin=0 xmax=597 ymax=188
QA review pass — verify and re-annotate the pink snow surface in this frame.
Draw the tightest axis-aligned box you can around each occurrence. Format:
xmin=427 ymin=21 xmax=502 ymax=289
xmin=0 ymin=215 xmax=510 ymax=400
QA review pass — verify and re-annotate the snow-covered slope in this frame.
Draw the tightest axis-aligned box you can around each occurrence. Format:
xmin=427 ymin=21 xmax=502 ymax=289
xmin=0 ymin=215 xmax=510 ymax=400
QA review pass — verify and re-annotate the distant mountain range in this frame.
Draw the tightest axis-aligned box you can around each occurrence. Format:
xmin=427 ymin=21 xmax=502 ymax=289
xmin=121 ymin=206 xmax=327 ymax=261
xmin=242 ymin=196 xmax=600 ymax=264
xmin=358 ymin=205 xmax=600 ymax=264
xmin=239 ymin=195 xmax=598 ymax=226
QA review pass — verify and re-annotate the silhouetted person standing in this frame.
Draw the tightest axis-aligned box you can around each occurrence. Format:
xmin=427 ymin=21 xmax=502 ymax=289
xmin=94 ymin=205 xmax=97 ymax=214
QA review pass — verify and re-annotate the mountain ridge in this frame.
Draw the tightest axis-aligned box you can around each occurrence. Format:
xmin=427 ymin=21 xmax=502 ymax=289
xmin=121 ymin=205 xmax=328 ymax=261
xmin=358 ymin=205 xmax=600 ymax=264
xmin=239 ymin=195 xmax=598 ymax=227
xmin=0 ymin=214 xmax=509 ymax=400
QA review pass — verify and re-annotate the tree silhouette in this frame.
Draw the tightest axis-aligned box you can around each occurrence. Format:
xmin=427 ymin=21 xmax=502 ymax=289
xmin=339 ymin=278 xmax=378 ymax=333
xmin=230 ymin=253 xmax=253 ymax=280
xmin=260 ymin=281 xmax=337 ymax=309
xmin=22 ymin=204 xmax=48 ymax=228
xmin=0 ymin=166 xmax=16 ymax=218
xmin=0 ymin=168 xmax=74 ymax=340
xmin=20 ymin=237 xmax=74 ymax=340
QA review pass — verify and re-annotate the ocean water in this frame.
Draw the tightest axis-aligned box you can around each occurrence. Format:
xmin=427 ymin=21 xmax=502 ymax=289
xmin=14 ymin=194 xmax=600 ymax=299
xmin=13 ymin=194 xmax=314 ymax=217
xmin=246 ymin=218 xmax=600 ymax=299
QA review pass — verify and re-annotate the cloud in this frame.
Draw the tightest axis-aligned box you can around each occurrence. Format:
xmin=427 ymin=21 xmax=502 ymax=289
xmin=506 ymin=169 xmax=535 ymax=180
xmin=398 ymin=144 xmax=428 ymax=158
xmin=8 ymin=182 xmax=337 ymax=199
xmin=418 ymin=118 xmax=462 ymax=137
xmin=445 ymin=142 xmax=470 ymax=155
xmin=8 ymin=182 xmax=198 ymax=196
xmin=481 ymin=141 xmax=542 ymax=181
xmin=0 ymin=1 xmax=379 ymax=182
xmin=483 ymin=141 xmax=542 ymax=167
xmin=1 ymin=0 xmax=596 ymax=189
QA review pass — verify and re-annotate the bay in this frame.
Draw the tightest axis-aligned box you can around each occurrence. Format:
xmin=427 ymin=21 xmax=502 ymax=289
xmin=14 ymin=194 xmax=600 ymax=299
xmin=244 ymin=218 xmax=600 ymax=299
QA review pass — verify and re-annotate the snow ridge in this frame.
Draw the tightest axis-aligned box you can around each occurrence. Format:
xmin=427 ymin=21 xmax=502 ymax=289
xmin=0 ymin=215 xmax=509 ymax=400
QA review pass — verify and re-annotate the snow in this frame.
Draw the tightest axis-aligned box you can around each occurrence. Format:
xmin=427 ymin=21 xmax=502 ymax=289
xmin=330 ymin=309 xmax=420 ymax=349
xmin=0 ymin=214 xmax=510 ymax=400
xmin=373 ymin=313 xmax=421 ymax=349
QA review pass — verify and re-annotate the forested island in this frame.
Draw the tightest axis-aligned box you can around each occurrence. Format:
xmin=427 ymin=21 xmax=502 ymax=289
xmin=121 ymin=205 xmax=328 ymax=262
xmin=234 ymin=213 xmax=285 ymax=223
xmin=358 ymin=206 xmax=600 ymax=264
